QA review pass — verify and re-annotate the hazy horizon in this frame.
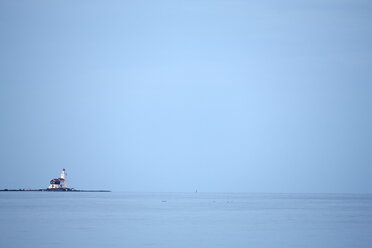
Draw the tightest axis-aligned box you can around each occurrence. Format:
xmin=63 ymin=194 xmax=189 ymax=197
xmin=1 ymin=0 xmax=371 ymax=193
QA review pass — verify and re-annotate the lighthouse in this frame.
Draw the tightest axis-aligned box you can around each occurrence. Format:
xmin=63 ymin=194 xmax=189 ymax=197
xmin=61 ymin=168 xmax=67 ymax=180
xmin=60 ymin=168 xmax=67 ymax=188
xmin=48 ymin=168 xmax=68 ymax=190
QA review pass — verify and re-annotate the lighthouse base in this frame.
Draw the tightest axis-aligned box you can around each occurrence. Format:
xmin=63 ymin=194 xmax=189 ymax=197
xmin=46 ymin=188 xmax=74 ymax=192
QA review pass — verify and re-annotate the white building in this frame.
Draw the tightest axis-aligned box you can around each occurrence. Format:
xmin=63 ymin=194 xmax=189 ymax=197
xmin=48 ymin=168 xmax=68 ymax=189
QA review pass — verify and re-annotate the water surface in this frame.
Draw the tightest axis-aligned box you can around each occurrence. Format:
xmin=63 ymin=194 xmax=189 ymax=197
xmin=0 ymin=192 xmax=371 ymax=247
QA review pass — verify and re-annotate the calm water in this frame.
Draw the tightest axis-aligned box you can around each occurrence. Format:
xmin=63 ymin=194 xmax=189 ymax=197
xmin=0 ymin=192 xmax=371 ymax=248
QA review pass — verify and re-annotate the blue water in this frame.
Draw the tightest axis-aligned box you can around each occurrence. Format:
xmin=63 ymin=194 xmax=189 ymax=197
xmin=0 ymin=192 xmax=371 ymax=247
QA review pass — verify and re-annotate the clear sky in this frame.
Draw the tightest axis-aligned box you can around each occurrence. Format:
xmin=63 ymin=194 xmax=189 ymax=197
xmin=0 ymin=0 xmax=371 ymax=193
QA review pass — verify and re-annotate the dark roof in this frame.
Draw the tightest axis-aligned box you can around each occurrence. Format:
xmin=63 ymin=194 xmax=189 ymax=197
xmin=50 ymin=178 xmax=65 ymax=182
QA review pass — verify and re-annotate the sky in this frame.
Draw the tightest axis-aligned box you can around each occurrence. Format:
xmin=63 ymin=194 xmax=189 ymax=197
xmin=0 ymin=0 xmax=371 ymax=193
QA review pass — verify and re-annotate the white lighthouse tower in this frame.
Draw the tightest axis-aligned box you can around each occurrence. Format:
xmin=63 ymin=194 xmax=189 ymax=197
xmin=60 ymin=168 xmax=67 ymax=188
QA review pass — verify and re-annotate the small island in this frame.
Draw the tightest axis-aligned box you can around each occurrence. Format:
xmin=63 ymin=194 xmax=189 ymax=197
xmin=0 ymin=168 xmax=110 ymax=192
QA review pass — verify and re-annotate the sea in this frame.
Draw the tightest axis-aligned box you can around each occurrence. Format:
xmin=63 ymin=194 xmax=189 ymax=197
xmin=0 ymin=192 xmax=371 ymax=248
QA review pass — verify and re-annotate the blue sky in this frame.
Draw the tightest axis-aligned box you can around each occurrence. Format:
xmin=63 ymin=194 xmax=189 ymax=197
xmin=0 ymin=0 xmax=371 ymax=193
